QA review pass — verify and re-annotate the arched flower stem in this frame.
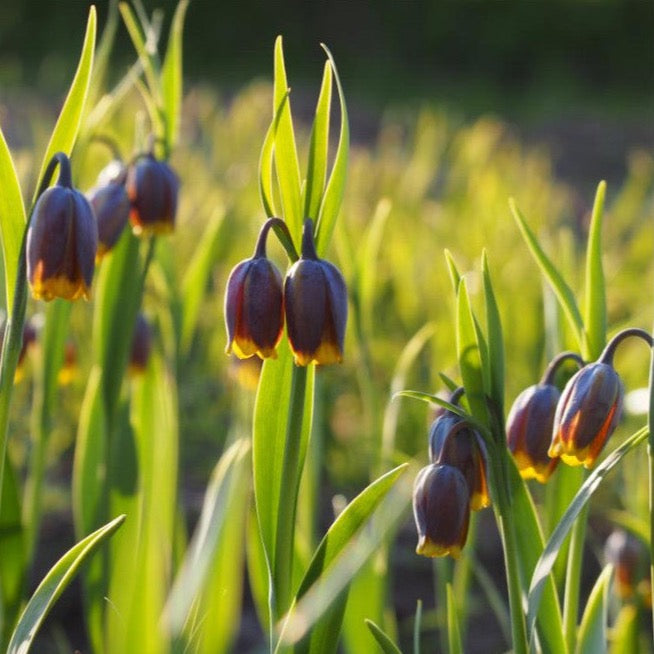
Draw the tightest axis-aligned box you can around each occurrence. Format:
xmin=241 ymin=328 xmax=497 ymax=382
xmin=541 ymin=351 xmax=585 ymax=385
xmin=599 ymin=328 xmax=653 ymax=366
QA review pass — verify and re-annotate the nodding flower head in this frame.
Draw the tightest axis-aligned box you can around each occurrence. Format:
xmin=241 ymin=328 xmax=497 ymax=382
xmin=284 ymin=219 xmax=347 ymax=366
xmin=604 ymin=530 xmax=650 ymax=603
xmin=27 ymin=154 xmax=98 ymax=301
xmin=126 ymin=153 xmax=178 ymax=235
xmin=413 ymin=463 xmax=470 ymax=558
xmin=87 ymin=161 xmax=130 ymax=259
xmin=428 ymin=389 xmax=490 ymax=510
xmin=224 ymin=220 xmax=284 ymax=360
xmin=507 ymin=352 xmax=584 ymax=482
xmin=549 ymin=330 xmax=652 ymax=468
xmin=129 ymin=313 xmax=152 ymax=374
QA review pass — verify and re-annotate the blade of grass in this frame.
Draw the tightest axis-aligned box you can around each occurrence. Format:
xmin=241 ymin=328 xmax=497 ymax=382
xmin=259 ymin=91 xmax=289 ymax=219
xmin=510 ymin=199 xmax=584 ymax=350
xmin=272 ymin=36 xmax=302 ymax=240
xmin=304 ymin=61 xmax=332 ymax=221
xmin=33 ymin=7 xmax=97 ymax=205
xmin=482 ymin=251 xmax=504 ymax=417
xmin=365 ymin=620 xmax=403 ymax=654
xmin=583 ymin=181 xmax=607 ymax=361
xmin=315 ymin=44 xmax=349 ymax=257
xmin=575 ymin=565 xmax=611 ymax=654
xmin=161 ymin=0 xmax=189 ymax=152
xmin=7 ymin=515 xmax=125 ymax=654
xmin=528 ymin=426 xmax=649 ymax=633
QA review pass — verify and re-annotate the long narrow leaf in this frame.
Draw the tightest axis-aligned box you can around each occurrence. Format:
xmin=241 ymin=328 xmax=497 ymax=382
xmin=575 ymin=565 xmax=611 ymax=654
xmin=272 ymin=36 xmax=302 ymax=240
xmin=0 ymin=128 xmax=26 ymax=315
xmin=446 ymin=584 xmax=463 ymax=654
xmin=315 ymin=44 xmax=349 ymax=256
xmin=259 ymin=92 xmax=289 ymax=219
xmin=583 ymin=181 xmax=607 ymax=360
xmin=365 ymin=620 xmax=403 ymax=654
xmin=528 ymin=426 xmax=649 ymax=632
xmin=482 ymin=251 xmax=505 ymax=416
xmin=304 ymin=62 xmax=332 ymax=221
xmin=161 ymin=0 xmax=189 ymax=150
xmin=34 ymin=7 xmax=97 ymax=203
xmin=510 ymin=199 xmax=584 ymax=349
xmin=7 ymin=515 xmax=125 ymax=654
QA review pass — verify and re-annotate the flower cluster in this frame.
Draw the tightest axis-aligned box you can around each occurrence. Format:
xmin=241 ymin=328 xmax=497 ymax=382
xmin=27 ymin=150 xmax=178 ymax=302
xmin=224 ymin=218 xmax=347 ymax=367
xmin=507 ymin=328 xmax=653 ymax=478
xmin=413 ymin=389 xmax=490 ymax=558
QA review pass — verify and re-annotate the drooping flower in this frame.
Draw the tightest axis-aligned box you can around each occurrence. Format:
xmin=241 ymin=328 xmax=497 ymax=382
xmin=125 ymin=153 xmax=178 ymax=235
xmin=224 ymin=220 xmax=284 ymax=360
xmin=129 ymin=313 xmax=152 ymax=374
xmin=507 ymin=352 xmax=583 ymax=482
xmin=284 ymin=219 xmax=347 ymax=366
xmin=27 ymin=153 xmax=98 ymax=301
xmin=413 ymin=463 xmax=470 ymax=558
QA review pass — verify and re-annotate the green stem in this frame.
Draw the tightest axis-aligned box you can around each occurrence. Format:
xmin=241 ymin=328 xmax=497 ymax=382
xmin=647 ymin=327 xmax=654 ymax=644
xmin=494 ymin=452 xmax=528 ymax=654
xmin=273 ymin=364 xmax=309 ymax=622
xmin=563 ymin=499 xmax=588 ymax=652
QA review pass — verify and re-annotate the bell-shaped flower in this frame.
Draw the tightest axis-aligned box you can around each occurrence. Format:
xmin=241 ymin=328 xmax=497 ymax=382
xmin=87 ymin=162 xmax=129 ymax=259
xmin=413 ymin=463 xmax=470 ymax=558
xmin=224 ymin=221 xmax=284 ymax=360
xmin=27 ymin=154 xmax=98 ymax=301
xmin=129 ymin=313 xmax=152 ymax=374
xmin=284 ymin=219 xmax=347 ymax=366
xmin=126 ymin=153 xmax=178 ymax=235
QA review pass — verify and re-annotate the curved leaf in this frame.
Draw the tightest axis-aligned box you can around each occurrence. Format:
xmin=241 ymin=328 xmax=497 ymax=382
xmin=7 ymin=514 xmax=125 ymax=654
xmin=365 ymin=620 xmax=403 ymax=654
xmin=528 ymin=426 xmax=648 ymax=632
xmin=575 ymin=564 xmax=611 ymax=654
xmin=34 ymin=6 xmax=97 ymax=203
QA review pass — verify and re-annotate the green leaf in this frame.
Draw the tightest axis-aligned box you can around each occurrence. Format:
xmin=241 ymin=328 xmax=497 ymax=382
xmin=272 ymin=36 xmax=302 ymax=241
xmin=165 ymin=440 xmax=250 ymax=647
xmin=446 ymin=584 xmax=463 ymax=654
xmin=0 ymin=455 xmax=24 ymax=646
xmin=444 ymin=249 xmax=461 ymax=292
xmin=527 ymin=426 xmax=649 ymax=634
xmin=510 ymin=199 xmax=585 ymax=350
xmin=0 ymin=127 xmax=26 ymax=316
xmin=315 ymin=44 xmax=350 ymax=257
xmin=259 ymin=91 xmax=289 ymax=219
xmin=456 ymin=279 xmax=489 ymax=426
xmin=119 ymin=2 xmax=162 ymax=108
xmin=304 ymin=62 xmax=332 ymax=221
xmin=34 ymin=6 xmax=97 ymax=204
xmin=7 ymin=514 xmax=125 ymax=654
xmin=297 ymin=464 xmax=408 ymax=600
xmin=481 ymin=251 xmax=504 ymax=416
xmin=253 ymin=340 xmax=315 ymax=619
xmin=161 ymin=0 xmax=189 ymax=151
xmin=180 ymin=207 xmax=226 ymax=354
xmin=365 ymin=619 xmax=403 ymax=654
xmin=582 ymin=181 xmax=607 ymax=360
xmin=574 ymin=565 xmax=611 ymax=654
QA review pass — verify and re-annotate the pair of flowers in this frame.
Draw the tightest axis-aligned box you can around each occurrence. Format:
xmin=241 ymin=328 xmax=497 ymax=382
xmin=224 ymin=218 xmax=347 ymax=367
xmin=507 ymin=327 xmax=652 ymax=482
xmin=27 ymin=150 xmax=178 ymax=302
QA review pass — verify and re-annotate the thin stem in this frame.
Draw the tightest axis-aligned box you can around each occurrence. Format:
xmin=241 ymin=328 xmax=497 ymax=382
xmin=273 ymin=364 xmax=309 ymax=623
xmin=541 ymin=351 xmax=584 ymax=386
xmin=254 ymin=217 xmax=297 ymax=262
xmin=300 ymin=218 xmax=318 ymax=260
xmin=599 ymin=327 xmax=653 ymax=365
xmin=563 ymin=500 xmax=588 ymax=652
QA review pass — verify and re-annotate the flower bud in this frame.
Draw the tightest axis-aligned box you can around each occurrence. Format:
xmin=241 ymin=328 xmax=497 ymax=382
xmin=129 ymin=313 xmax=152 ymax=374
xmin=429 ymin=413 xmax=490 ymax=510
xmin=605 ymin=530 xmax=649 ymax=602
xmin=126 ymin=154 xmax=178 ymax=235
xmin=27 ymin=155 xmax=98 ymax=301
xmin=507 ymin=384 xmax=560 ymax=482
xmin=224 ymin=222 xmax=284 ymax=360
xmin=87 ymin=163 xmax=130 ymax=259
xmin=413 ymin=463 xmax=470 ymax=558
xmin=549 ymin=362 xmax=623 ymax=468
xmin=284 ymin=220 xmax=347 ymax=366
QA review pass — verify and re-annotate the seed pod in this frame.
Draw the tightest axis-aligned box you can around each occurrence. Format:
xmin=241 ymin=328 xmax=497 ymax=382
xmin=126 ymin=153 xmax=178 ymax=235
xmin=129 ymin=313 xmax=152 ymax=374
xmin=549 ymin=362 xmax=623 ymax=468
xmin=27 ymin=154 xmax=98 ymax=301
xmin=87 ymin=162 xmax=129 ymax=259
xmin=413 ymin=463 xmax=470 ymax=558
xmin=284 ymin=219 xmax=347 ymax=366
xmin=224 ymin=221 xmax=284 ymax=360
xmin=507 ymin=384 xmax=561 ymax=482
